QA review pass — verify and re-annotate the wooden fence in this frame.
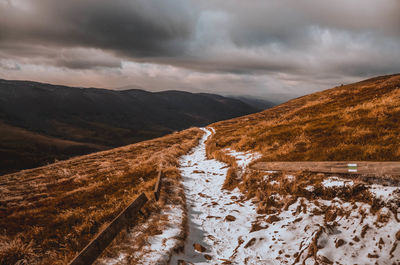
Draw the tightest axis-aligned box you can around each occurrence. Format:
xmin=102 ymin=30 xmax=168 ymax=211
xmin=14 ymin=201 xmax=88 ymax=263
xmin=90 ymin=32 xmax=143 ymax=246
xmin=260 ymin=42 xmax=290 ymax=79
xmin=251 ymin=161 xmax=400 ymax=175
xmin=69 ymin=170 xmax=164 ymax=265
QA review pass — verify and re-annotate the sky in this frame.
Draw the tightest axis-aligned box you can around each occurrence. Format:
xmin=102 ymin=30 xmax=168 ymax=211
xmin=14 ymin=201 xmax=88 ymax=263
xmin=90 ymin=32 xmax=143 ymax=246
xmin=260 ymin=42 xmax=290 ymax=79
xmin=0 ymin=0 xmax=399 ymax=102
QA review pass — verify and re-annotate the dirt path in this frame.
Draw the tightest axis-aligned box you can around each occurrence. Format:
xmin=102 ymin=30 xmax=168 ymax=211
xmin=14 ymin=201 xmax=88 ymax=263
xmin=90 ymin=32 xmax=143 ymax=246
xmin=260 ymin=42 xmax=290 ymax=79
xmin=170 ymin=128 xmax=260 ymax=264
xmin=170 ymin=128 xmax=400 ymax=264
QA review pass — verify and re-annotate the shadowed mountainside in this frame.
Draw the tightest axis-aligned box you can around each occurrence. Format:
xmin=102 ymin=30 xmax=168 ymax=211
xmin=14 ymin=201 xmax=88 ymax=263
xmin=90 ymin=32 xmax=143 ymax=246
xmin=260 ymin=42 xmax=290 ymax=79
xmin=0 ymin=79 xmax=261 ymax=175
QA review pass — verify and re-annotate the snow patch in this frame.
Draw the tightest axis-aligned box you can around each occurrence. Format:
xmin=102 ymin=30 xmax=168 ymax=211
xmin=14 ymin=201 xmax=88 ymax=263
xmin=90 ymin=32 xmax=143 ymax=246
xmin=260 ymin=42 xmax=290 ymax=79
xmin=171 ymin=128 xmax=259 ymax=263
xmin=322 ymin=177 xmax=354 ymax=188
xmin=226 ymin=149 xmax=261 ymax=169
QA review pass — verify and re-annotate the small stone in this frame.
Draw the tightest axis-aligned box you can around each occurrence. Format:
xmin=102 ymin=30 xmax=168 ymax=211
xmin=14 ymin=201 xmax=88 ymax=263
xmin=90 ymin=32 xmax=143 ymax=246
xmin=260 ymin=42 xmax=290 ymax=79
xmin=266 ymin=215 xmax=280 ymax=224
xmin=244 ymin=238 xmax=256 ymax=248
xmin=368 ymin=253 xmax=379 ymax=258
xmin=225 ymin=215 xmax=236 ymax=221
xmin=396 ymin=230 xmax=400 ymax=241
xmin=193 ymin=243 xmax=206 ymax=253
xmin=320 ymin=256 xmax=333 ymax=264
xmin=204 ymin=254 xmax=212 ymax=260
xmin=335 ymin=239 xmax=346 ymax=248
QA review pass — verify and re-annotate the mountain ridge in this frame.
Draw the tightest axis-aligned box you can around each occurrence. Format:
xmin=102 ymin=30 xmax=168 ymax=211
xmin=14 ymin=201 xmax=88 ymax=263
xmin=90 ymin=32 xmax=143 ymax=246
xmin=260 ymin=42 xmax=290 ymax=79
xmin=0 ymin=78 xmax=263 ymax=175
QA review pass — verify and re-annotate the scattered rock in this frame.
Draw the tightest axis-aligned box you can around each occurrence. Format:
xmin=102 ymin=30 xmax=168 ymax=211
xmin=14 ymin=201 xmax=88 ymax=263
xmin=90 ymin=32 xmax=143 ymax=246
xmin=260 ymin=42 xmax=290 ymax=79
xmin=319 ymin=255 xmax=333 ymax=264
xmin=193 ymin=243 xmax=206 ymax=253
xmin=250 ymin=222 xmax=268 ymax=232
xmin=244 ymin=238 xmax=256 ymax=248
xmin=293 ymin=217 xmax=303 ymax=223
xmin=367 ymin=253 xmax=379 ymax=258
xmin=353 ymin=236 xmax=360 ymax=242
xmin=204 ymin=254 xmax=212 ymax=260
xmin=206 ymin=215 xmax=219 ymax=219
xmin=335 ymin=239 xmax=346 ymax=248
xmin=266 ymin=215 xmax=281 ymax=224
xmin=207 ymin=235 xmax=216 ymax=241
xmin=396 ymin=230 xmax=400 ymax=241
xmin=192 ymin=170 xmax=205 ymax=174
xmin=198 ymin=192 xmax=208 ymax=198
xmin=361 ymin=224 xmax=370 ymax=238
xmin=225 ymin=215 xmax=236 ymax=221
xmin=220 ymin=258 xmax=232 ymax=264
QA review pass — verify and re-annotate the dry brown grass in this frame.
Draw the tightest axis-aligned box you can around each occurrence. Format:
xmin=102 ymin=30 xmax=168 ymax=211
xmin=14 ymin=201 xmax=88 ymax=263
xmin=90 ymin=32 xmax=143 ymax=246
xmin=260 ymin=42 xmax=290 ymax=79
xmin=0 ymin=128 xmax=203 ymax=264
xmin=94 ymin=165 xmax=189 ymax=264
xmin=205 ymin=74 xmax=400 ymax=244
xmin=208 ymin=73 xmax=400 ymax=162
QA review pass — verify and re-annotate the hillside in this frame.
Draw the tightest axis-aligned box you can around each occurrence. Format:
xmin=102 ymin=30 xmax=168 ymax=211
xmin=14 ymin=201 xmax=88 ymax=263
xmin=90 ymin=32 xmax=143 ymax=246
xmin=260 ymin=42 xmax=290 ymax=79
xmin=208 ymin=73 xmax=400 ymax=162
xmin=201 ymin=74 xmax=400 ymax=264
xmin=2 ymin=74 xmax=399 ymax=265
xmin=0 ymin=79 xmax=261 ymax=175
xmin=0 ymin=128 xmax=204 ymax=264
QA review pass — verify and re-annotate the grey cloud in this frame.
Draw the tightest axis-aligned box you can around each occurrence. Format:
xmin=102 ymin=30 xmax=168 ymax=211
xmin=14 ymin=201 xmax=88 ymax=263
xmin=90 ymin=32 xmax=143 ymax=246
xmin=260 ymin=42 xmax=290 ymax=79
xmin=0 ymin=0 xmax=399 ymax=100
xmin=0 ymin=0 xmax=195 ymax=56
xmin=0 ymin=60 xmax=20 ymax=71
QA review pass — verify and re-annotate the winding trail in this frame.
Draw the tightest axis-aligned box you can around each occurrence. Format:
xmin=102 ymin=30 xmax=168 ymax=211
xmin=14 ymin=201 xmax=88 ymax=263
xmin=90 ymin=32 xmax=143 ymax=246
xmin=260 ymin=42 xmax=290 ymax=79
xmin=170 ymin=128 xmax=259 ymax=264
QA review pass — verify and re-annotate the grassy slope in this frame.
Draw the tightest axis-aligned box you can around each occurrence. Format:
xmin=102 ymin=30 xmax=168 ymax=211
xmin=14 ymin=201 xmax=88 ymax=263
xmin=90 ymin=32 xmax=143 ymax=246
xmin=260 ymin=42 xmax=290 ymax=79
xmin=205 ymin=74 xmax=400 ymax=264
xmin=0 ymin=128 xmax=203 ymax=264
xmin=209 ymin=73 xmax=400 ymax=162
xmin=0 ymin=122 xmax=108 ymax=175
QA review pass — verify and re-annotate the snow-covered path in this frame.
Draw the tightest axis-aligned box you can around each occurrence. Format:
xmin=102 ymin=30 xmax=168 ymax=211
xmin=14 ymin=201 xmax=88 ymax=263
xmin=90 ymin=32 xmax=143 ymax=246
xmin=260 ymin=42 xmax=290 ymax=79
xmin=170 ymin=128 xmax=260 ymax=264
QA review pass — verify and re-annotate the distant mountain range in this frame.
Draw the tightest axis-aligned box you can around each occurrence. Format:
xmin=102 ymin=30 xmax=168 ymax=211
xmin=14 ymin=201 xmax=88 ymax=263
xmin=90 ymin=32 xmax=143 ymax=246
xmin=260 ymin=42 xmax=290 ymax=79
xmin=0 ymin=79 xmax=268 ymax=175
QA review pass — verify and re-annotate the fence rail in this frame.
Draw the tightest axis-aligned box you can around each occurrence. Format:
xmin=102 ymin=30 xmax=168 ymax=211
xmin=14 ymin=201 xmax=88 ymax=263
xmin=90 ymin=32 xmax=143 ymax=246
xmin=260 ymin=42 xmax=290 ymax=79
xmin=251 ymin=161 xmax=400 ymax=175
xmin=69 ymin=170 xmax=164 ymax=265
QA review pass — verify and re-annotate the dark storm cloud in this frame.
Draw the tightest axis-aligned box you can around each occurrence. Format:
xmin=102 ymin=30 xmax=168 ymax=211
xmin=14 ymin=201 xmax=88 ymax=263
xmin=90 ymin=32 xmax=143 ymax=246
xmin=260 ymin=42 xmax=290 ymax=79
xmin=0 ymin=0 xmax=194 ymax=57
xmin=0 ymin=0 xmax=399 ymax=99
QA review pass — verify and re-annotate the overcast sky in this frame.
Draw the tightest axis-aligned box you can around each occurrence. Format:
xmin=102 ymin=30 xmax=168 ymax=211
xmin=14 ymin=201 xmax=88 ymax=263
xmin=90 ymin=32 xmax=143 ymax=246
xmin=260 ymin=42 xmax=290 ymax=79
xmin=0 ymin=0 xmax=399 ymax=101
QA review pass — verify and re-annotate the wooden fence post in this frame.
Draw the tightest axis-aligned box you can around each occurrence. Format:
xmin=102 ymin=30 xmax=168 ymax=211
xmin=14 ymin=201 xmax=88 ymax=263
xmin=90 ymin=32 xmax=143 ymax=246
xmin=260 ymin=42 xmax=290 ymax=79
xmin=68 ymin=192 xmax=148 ymax=265
xmin=154 ymin=170 xmax=163 ymax=201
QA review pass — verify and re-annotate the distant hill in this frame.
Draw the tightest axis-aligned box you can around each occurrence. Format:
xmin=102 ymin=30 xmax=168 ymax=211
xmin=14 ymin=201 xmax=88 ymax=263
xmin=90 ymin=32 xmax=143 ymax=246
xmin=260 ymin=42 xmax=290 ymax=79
xmin=231 ymin=96 xmax=277 ymax=110
xmin=0 ymin=79 xmax=260 ymax=175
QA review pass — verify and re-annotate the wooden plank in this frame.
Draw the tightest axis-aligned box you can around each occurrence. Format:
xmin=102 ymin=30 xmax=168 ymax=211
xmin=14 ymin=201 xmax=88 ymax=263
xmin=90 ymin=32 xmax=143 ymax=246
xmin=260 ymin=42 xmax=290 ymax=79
xmin=154 ymin=170 xmax=163 ymax=201
xmin=69 ymin=192 xmax=148 ymax=265
xmin=251 ymin=161 xmax=400 ymax=176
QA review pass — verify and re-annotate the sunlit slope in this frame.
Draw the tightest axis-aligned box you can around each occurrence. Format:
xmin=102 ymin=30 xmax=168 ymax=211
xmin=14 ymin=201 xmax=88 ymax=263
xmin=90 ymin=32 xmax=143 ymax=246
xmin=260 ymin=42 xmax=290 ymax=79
xmin=210 ymin=73 xmax=400 ymax=161
xmin=0 ymin=128 xmax=203 ymax=264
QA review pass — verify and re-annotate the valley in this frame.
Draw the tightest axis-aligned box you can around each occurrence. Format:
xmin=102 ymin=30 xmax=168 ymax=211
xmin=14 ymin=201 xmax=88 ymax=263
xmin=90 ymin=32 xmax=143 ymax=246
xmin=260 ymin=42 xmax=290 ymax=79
xmin=0 ymin=79 xmax=262 ymax=175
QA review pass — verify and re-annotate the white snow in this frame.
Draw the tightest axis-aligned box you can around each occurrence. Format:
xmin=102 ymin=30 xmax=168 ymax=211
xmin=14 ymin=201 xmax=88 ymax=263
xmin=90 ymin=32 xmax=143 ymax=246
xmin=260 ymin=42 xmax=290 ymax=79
xmin=99 ymin=202 xmax=185 ymax=265
xmin=138 ymin=206 xmax=185 ymax=264
xmin=304 ymin=185 xmax=314 ymax=192
xmin=170 ymin=128 xmax=260 ymax=264
xmin=285 ymin=175 xmax=295 ymax=181
xmin=171 ymin=128 xmax=400 ymax=264
xmin=102 ymin=127 xmax=400 ymax=264
xmin=370 ymin=184 xmax=400 ymax=202
xmin=226 ymin=149 xmax=261 ymax=169
xmin=322 ymin=177 xmax=354 ymax=188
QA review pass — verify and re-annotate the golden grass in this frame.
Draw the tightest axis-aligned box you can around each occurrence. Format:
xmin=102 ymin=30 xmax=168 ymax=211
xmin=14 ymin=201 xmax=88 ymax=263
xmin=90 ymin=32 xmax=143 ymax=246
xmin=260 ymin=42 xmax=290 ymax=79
xmin=208 ymin=74 xmax=400 ymax=162
xmin=205 ymin=74 xmax=400 ymax=239
xmin=0 ymin=128 xmax=203 ymax=264
xmin=95 ymin=166 xmax=188 ymax=264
